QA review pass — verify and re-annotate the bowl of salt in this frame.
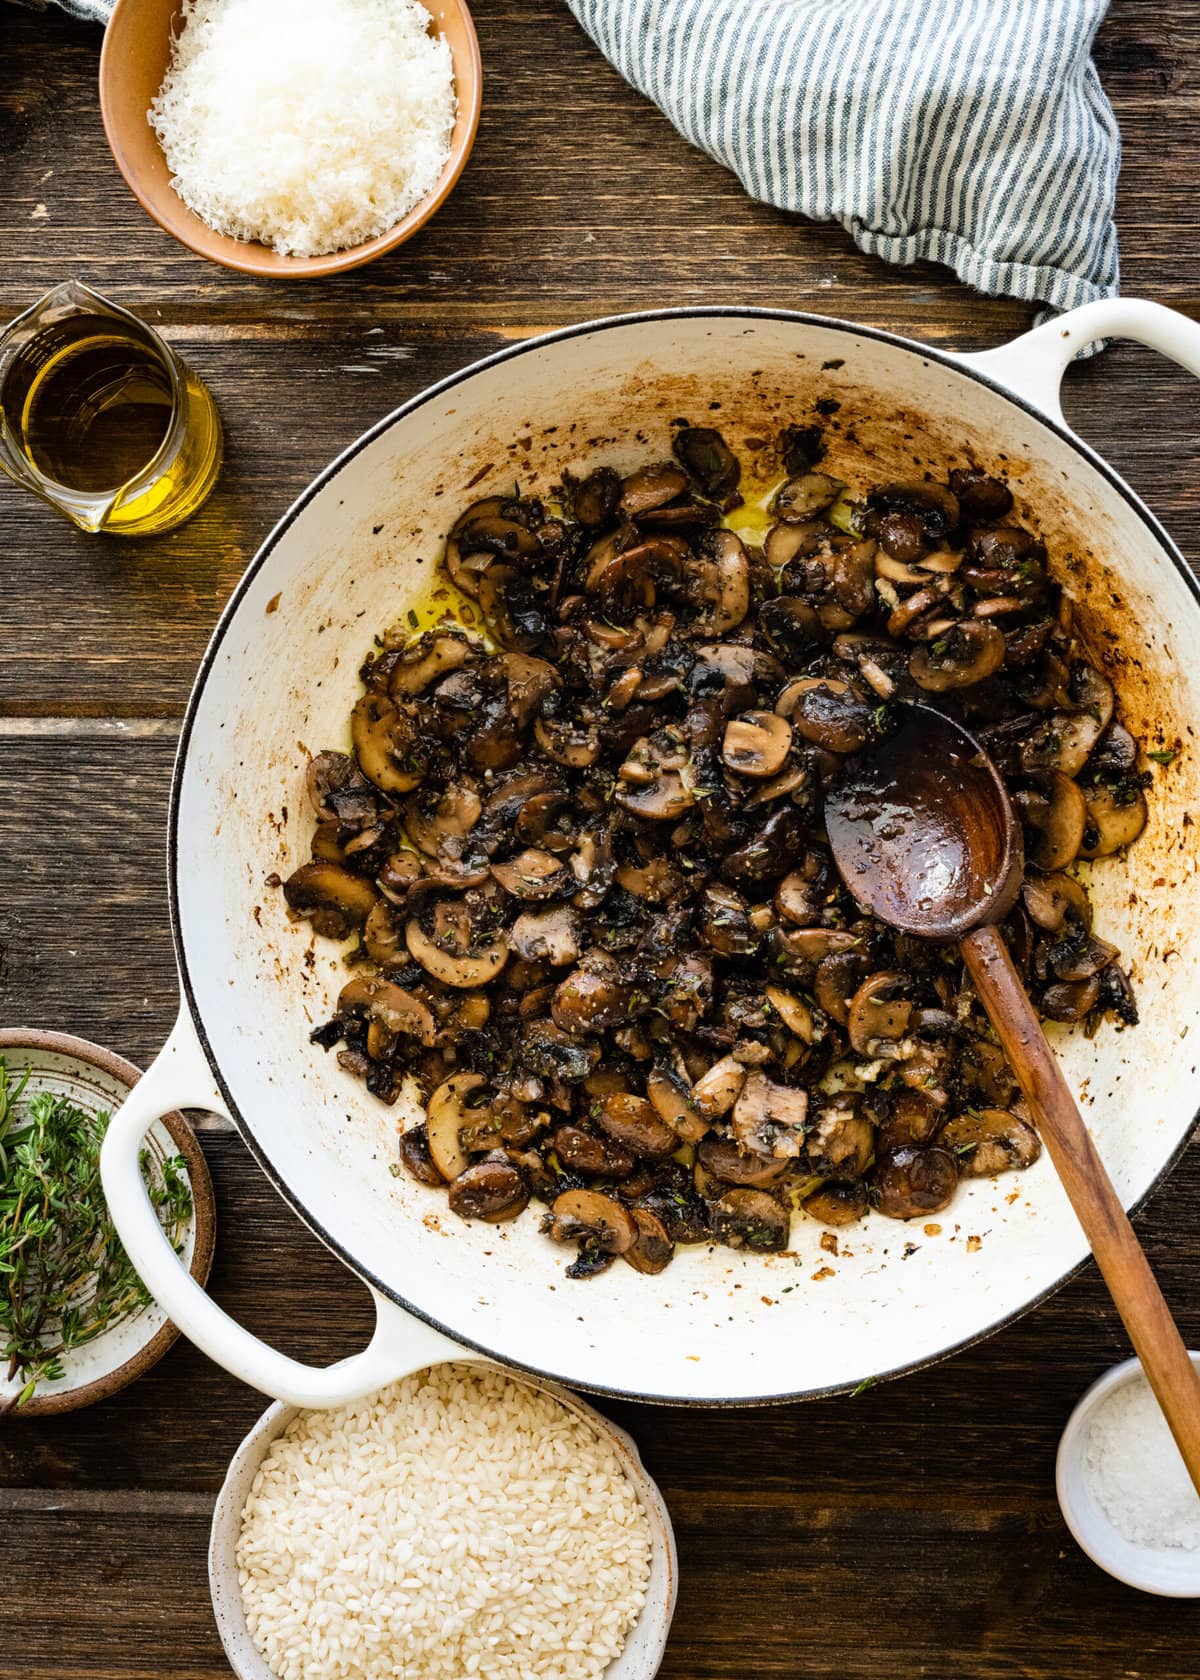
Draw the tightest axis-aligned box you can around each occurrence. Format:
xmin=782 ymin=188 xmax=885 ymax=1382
xmin=1057 ymin=1354 xmax=1200 ymax=1596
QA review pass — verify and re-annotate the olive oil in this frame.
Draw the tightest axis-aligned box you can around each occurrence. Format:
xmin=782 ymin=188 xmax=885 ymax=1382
xmin=0 ymin=282 xmax=222 ymax=536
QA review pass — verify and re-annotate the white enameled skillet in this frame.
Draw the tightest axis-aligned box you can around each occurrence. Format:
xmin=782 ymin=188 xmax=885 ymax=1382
xmin=102 ymin=299 xmax=1200 ymax=1407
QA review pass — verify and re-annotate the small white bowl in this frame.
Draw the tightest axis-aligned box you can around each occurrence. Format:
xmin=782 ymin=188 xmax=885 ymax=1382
xmin=210 ymin=1365 xmax=678 ymax=1679
xmin=1057 ymin=1353 xmax=1200 ymax=1597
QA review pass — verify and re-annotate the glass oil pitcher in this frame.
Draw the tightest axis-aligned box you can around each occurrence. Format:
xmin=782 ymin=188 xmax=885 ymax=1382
xmin=0 ymin=280 xmax=222 ymax=536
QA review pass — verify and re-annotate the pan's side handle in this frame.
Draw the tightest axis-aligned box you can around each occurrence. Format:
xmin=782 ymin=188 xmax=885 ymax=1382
xmin=957 ymin=298 xmax=1200 ymax=428
xmin=100 ymin=1010 xmax=463 ymax=1406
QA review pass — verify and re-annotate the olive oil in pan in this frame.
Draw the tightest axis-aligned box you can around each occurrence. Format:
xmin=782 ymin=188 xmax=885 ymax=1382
xmin=0 ymin=308 xmax=222 ymax=535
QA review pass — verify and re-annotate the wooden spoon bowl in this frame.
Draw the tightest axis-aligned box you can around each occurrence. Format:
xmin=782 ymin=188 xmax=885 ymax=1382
xmin=99 ymin=0 xmax=482 ymax=278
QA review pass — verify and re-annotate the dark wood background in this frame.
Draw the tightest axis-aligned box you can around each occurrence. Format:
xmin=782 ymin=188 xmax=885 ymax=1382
xmin=3 ymin=4 xmax=1200 ymax=1675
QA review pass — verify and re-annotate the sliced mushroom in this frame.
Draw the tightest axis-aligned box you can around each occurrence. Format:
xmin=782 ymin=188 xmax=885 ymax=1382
xmin=1022 ymin=871 xmax=1092 ymax=932
xmin=1041 ymin=974 xmax=1102 ymax=1021
xmin=1068 ymin=662 xmax=1115 ymax=732
xmin=777 ymin=677 xmax=874 ymax=754
xmin=615 ymin=730 xmax=696 ymax=819
xmin=448 ymin=1156 xmax=530 ymax=1222
xmin=352 ymin=692 xmax=429 ymax=793
xmin=363 ymin=899 xmax=405 ymax=967
xmin=802 ymin=1179 xmax=869 ymax=1227
xmin=510 ymin=904 xmax=582 ymax=965
xmin=597 ymin=1093 xmax=679 ymax=1160
xmin=284 ymin=862 xmax=379 ymax=939
xmin=405 ymin=782 xmax=481 ymax=860
xmin=876 ymin=1087 xmax=942 ymax=1152
xmin=620 ymin=462 xmax=690 ymax=516
xmin=699 ymin=882 xmax=761 ymax=958
xmin=398 ymin=1123 xmax=443 ymax=1187
xmin=693 ymin=529 xmax=751 ymax=635
xmin=444 ymin=497 xmax=539 ymax=599
xmin=764 ymin=985 xmax=815 ymax=1043
xmin=805 ymin=1092 xmax=874 ymax=1179
xmin=691 ymin=1055 xmax=747 ymax=1119
xmin=1015 ymin=772 xmax=1087 ymax=872
xmin=551 ymin=950 xmax=630 ymax=1034
xmin=491 ymin=848 xmax=576 ymax=901
xmin=775 ymin=851 xmax=835 ymax=926
xmin=723 ymin=710 xmax=793 ymax=778
xmin=872 ymin=1145 xmax=958 ymax=1219
xmin=551 ymin=1124 xmax=634 ymax=1179
xmin=388 ymin=631 xmax=475 ymax=697
xmin=479 ymin=564 xmax=550 ymax=653
xmin=615 ymin=856 xmax=685 ymax=903
xmin=1019 ymin=710 xmax=1105 ymax=777
xmin=623 ymin=1207 xmax=675 ymax=1274
xmin=406 ymin=907 xmax=508 ymax=989
xmin=1087 ymin=721 xmax=1139 ymax=778
xmin=941 ymin=1109 xmax=1041 ymax=1177
xmin=697 ymin=1136 xmax=790 ymax=1187
xmin=522 ymin=1020 xmax=601 ymax=1083
xmin=731 ymin=1071 xmax=809 ymax=1159
xmin=909 ymin=621 xmax=1005 ymax=692
xmin=813 ymin=949 xmax=870 ymax=1026
xmin=710 ymin=1188 xmax=791 ymax=1252
xmin=305 ymin=750 xmax=378 ymax=823
xmin=774 ymin=471 xmax=843 ymax=521
xmin=646 ymin=1065 xmax=710 ymax=1143
xmin=426 ymin=1073 xmax=490 ymax=1181
xmin=570 ymin=466 xmax=622 ymax=526
xmin=533 ymin=713 xmax=601 ymax=768
xmin=720 ymin=805 xmax=807 ymax=887
xmin=673 ymin=426 xmax=740 ymax=499
xmin=546 ymin=1188 xmax=638 ymax=1254
xmin=948 ymin=467 xmax=1013 ymax=523
xmin=1079 ymin=784 xmax=1148 ymax=858
xmin=847 ymin=972 xmax=912 ymax=1058
xmin=757 ymin=595 xmax=825 ymax=659
xmin=1048 ymin=930 xmax=1118 ymax=982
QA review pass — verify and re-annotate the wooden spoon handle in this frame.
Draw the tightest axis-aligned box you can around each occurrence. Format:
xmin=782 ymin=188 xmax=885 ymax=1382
xmin=962 ymin=922 xmax=1200 ymax=1494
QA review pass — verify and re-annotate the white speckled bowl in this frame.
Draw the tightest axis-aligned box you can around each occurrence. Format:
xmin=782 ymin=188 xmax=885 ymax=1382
xmin=1057 ymin=1353 xmax=1200 ymax=1597
xmin=209 ymin=1367 xmax=678 ymax=1679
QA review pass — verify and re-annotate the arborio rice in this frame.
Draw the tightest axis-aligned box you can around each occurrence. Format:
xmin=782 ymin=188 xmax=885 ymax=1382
xmin=235 ymin=1364 xmax=653 ymax=1680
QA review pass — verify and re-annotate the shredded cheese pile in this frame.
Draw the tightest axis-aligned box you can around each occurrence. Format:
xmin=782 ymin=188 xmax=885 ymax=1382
xmin=150 ymin=0 xmax=457 ymax=257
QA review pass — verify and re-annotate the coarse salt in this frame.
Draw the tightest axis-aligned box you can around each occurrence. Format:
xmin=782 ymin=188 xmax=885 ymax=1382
xmin=1084 ymin=1373 xmax=1200 ymax=1550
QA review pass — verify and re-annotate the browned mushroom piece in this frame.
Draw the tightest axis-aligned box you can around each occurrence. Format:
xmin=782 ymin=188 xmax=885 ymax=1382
xmin=571 ymin=466 xmax=622 ymax=526
xmin=619 ymin=462 xmax=691 ymax=517
xmin=522 ymin=1020 xmax=601 ymax=1084
xmin=623 ymin=1207 xmax=675 ymax=1274
xmin=1087 ymin=721 xmax=1139 ymax=778
xmin=813 ymin=949 xmax=870 ymax=1026
xmin=776 ymin=677 xmax=875 ymax=753
xmin=551 ymin=949 xmax=630 ymax=1034
xmin=672 ymin=426 xmax=740 ymax=499
xmin=730 ymin=1070 xmax=809 ymax=1159
xmin=615 ymin=856 xmax=685 ymax=903
xmin=646 ymin=1065 xmax=709 ymax=1143
xmin=710 ymin=1188 xmax=791 ymax=1252
xmin=1014 ymin=772 xmax=1087 ymax=872
xmin=947 ymin=467 xmax=1013 ymax=523
xmin=615 ymin=729 xmax=697 ymax=819
xmin=1040 ymin=974 xmax=1103 ymax=1022
xmin=533 ymin=713 xmax=602 ymax=768
xmin=696 ymin=1136 xmax=790 ymax=1187
xmin=693 ymin=529 xmax=751 ymax=634
xmin=1068 ymin=662 xmax=1116 ymax=732
xmin=490 ymin=848 xmax=576 ymax=901
xmin=802 ymin=1179 xmax=869 ymax=1227
xmin=351 ymin=692 xmax=430 ymax=793
xmin=1018 ymin=710 xmax=1106 ymax=777
xmin=757 ymin=595 xmax=825 ymax=660
xmin=872 ymin=1145 xmax=958 ymax=1219
xmin=1022 ymin=871 xmax=1092 ymax=933
xmin=405 ymin=782 xmax=482 ymax=860
xmin=551 ymin=1124 xmax=635 ymax=1180
xmin=959 ymin=1036 xmax=1018 ymax=1107
xmin=448 ymin=1156 xmax=531 ymax=1222
xmin=1078 ymin=783 xmax=1148 ymax=857
xmin=876 ymin=1087 xmax=942 ymax=1152
xmin=406 ymin=902 xmax=509 ymax=989
xmin=444 ymin=497 xmax=540 ymax=599
xmin=387 ymin=631 xmax=476 ymax=697
xmin=847 ymin=972 xmax=913 ymax=1059
xmin=805 ymin=1092 xmax=874 ymax=1179
xmin=774 ymin=471 xmax=844 ymax=521
xmin=698 ymin=882 xmax=761 ymax=958
xmin=691 ymin=1055 xmax=747 ymax=1119
xmin=398 ymin=1123 xmax=444 ymax=1186
xmin=545 ymin=1188 xmax=639 ymax=1253
xmin=363 ymin=900 xmax=406 ymax=967
xmin=909 ymin=621 xmax=1005 ymax=692
xmin=596 ymin=1093 xmax=679 ymax=1160
xmin=478 ymin=565 xmax=551 ymax=654
xmin=763 ymin=986 xmax=815 ymax=1043
xmin=284 ymin=861 xmax=379 ymax=939
xmin=1048 ymin=931 xmax=1118 ymax=982
xmin=868 ymin=480 xmax=960 ymax=541
xmin=306 ymin=750 xmax=379 ymax=822
xmin=774 ymin=850 xmax=835 ymax=925
xmin=509 ymin=904 xmax=582 ymax=965
xmin=940 ymin=1108 xmax=1041 ymax=1177
xmin=720 ymin=804 xmax=807 ymax=887
xmin=723 ymin=710 xmax=793 ymax=778
xmin=425 ymin=1073 xmax=491 ymax=1181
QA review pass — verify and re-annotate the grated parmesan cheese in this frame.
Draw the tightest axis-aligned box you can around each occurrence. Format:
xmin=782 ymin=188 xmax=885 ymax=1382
xmin=149 ymin=0 xmax=457 ymax=258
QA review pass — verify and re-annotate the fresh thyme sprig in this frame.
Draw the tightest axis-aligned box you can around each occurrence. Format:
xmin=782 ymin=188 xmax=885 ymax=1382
xmin=0 ymin=1057 xmax=193 ymax=1409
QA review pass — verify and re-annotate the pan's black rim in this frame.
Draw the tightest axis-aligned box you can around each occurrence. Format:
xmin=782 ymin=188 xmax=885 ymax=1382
xmin=167 ymin=305 xmax=1200 ymax=1406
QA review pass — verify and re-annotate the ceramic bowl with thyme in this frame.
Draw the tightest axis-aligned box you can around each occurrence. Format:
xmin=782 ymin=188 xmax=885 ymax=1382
xmin=0 ymin=1030 xmax=215 ymax=1415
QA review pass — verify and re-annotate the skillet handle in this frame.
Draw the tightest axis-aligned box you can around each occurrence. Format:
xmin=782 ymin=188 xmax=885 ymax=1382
xmin=957 ymin=297 xmax=1200 ymax=427
xmin=100 ymin=1011 xmax=463 ymax=1406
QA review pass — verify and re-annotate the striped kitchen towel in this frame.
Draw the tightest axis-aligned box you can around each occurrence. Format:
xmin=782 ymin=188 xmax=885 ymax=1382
xmin=564 ymin=0 xmax=1120 ymax=313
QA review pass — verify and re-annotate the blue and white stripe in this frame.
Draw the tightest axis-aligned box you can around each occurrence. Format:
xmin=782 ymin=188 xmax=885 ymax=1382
xmin=564 ymin=0 xmax=1120 ymax=312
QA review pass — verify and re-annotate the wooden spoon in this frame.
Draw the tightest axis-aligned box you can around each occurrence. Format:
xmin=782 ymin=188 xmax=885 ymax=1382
xmin=825 ymin=702 xmax=1200 ymax=1493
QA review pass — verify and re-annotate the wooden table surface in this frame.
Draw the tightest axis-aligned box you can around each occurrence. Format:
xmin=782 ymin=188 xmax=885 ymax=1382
xmin=3 ymin=4 xmax=1200 ymax=1676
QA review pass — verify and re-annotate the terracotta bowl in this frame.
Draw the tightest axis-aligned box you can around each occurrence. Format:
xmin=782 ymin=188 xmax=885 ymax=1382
xmin=98 ymin=0 xmax=482 ymax=278
xmin=0 ymin=1029 xmax=215 ymax=1416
